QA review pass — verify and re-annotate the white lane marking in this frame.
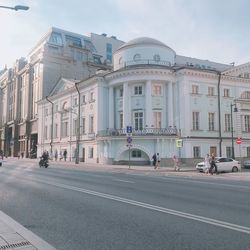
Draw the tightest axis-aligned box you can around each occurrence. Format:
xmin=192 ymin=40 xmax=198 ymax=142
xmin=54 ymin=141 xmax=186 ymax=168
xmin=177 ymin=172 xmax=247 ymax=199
xmin=126 ymin=173 xmax=250 ymax=190
xmin=38 ymin=179 xmax=250 ymax=235
xmin=112 ymin=178 xmax=135 ymax=183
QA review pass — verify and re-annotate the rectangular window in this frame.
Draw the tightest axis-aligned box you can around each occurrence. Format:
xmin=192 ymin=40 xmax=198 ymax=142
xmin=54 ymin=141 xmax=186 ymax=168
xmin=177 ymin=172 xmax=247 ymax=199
xmin=134 ymin=112 xmax=143 ymax=130
xmin=132 ymin=150 xmax=142 ymax=158
xmin=45 ymin=108 xmax=48 ymax=116
xmin=193 ymin=146 xmax=200 ymax=158
xmin=55 ymin=124 xmax=58 ymax=138
xmin=106 ymin=43 xmax=112 ymax=62
xmin=224 ymin=89 xmax=230 ymax=97
xmin=82 ymin=117 xmax=86 ymax=134
xmin=62 ymin=122 xmax=68 ymax=137
xmin=74 ymin=98 xmax=77 ymax=106
xmin=153 ymin=112 xmax=162 ymax=128
xmin=134 ymin=86 xmax=143 ymax=95
xmin=88 ymin=147 xmax=94 ymax=158
xmin=90 ymin=92 xmax=94 ymax=102
xmin=119 ymin=88 xmax=123 ymax=97
xmin=65 ymin=35 xmax=82 ymax=48
xmin=208 ymin=112 xmax=215 ymax=131
xmin=192 ymin=85 xmax=199 ymax=94
xmin=247 ymin=147 xmax=250 ymax=157
xmin=119 ymin=113 xmax=123 ymax=129
xmin=153 ymin=84 xmax=162 ymax=96
xmin=225 ymin=114 xmax=231 ymax=132
xmin=243 ymin=115 xmax=250 ymax=132
xmin=89 ymin=116 xmax=94 ymax=133
xmin=82 ymin=95 xmax=86 ymax=104
xmin=73 ymin=119 xmax=77 ymax=136
xmin=208 ymin=86 xmax=214 ymax=96
xmin=192 ymin=112 xmax=199 ymax=130
xmin=226 ymin=147 xmax=232 ymax=158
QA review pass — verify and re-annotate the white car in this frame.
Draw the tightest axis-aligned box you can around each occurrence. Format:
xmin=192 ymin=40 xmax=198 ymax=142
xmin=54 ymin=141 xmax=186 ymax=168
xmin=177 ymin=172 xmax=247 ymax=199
xmin=196 ymin=157 xmax=241 ymax=173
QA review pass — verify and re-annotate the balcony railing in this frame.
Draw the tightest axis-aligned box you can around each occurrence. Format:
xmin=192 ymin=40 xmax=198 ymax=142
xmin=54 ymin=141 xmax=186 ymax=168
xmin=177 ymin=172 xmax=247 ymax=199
xmin=97 ymin=127 xmax=178 ymax=137
xmin=117 ymin=59 xmax=172 ymax=70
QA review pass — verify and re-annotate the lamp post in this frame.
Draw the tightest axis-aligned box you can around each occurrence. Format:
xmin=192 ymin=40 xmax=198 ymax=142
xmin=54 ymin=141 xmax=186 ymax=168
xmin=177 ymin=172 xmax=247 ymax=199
xmin=230 ymin=103 xmax=238 ymax=159
xmin=0 ymin=5 xmax=29 ymax=11
xmin=46 ymin=96 xmax=54 ymax=157
xmin=74 ymin=82 xmax=81 ymax=164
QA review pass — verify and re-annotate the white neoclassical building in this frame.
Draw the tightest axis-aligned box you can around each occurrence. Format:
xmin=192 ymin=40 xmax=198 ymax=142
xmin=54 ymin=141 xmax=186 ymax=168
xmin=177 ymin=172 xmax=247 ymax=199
xmin=37 ymin=37 xmax=250 ymax=166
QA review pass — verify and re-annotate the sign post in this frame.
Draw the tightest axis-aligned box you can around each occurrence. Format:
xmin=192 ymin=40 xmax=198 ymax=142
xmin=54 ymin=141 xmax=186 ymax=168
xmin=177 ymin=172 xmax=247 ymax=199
xmin=126 ymin=126 xmax=133 ymax=169
xmin=236 ymin=137 xmax=242 ymax=171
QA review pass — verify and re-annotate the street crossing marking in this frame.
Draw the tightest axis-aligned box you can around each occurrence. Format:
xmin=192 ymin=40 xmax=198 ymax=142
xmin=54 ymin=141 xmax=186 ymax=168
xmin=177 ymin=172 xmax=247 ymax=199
xmin=37 ymin=179 xmax=250 ymax=235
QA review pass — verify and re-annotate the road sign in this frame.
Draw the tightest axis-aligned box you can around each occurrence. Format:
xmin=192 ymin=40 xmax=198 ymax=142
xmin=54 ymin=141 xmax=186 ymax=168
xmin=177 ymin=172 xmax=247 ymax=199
xmin=236 ymin=137 xmax=242 ymax=144
xmin=176 ymin=139 xmax=183 ymax=148
xmin=126 ymin=126 xmax=132 ymax=134
xmin=127 ymin=136 xmax=132 ymax=144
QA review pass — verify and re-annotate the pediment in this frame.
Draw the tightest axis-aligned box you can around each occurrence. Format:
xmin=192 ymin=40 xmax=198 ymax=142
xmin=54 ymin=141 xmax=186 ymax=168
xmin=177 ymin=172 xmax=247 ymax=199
xmin=50 ymin=78 xmax=76 ymax=96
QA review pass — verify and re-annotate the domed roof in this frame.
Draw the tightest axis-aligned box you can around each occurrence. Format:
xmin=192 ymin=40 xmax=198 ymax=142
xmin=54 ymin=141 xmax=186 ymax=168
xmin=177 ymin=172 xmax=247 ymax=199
xmin=116 ymin=37 xmax=175 ymax=53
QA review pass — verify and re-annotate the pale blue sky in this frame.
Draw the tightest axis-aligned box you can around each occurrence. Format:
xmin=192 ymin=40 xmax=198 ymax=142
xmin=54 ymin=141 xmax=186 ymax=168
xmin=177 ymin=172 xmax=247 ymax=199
xmin=0 ymin=0 xmax=249 ymax=69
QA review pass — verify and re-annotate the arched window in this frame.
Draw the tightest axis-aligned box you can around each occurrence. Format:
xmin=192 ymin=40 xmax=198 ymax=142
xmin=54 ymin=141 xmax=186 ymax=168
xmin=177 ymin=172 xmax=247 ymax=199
xmin=153 ymin=54 xmax=160 ymax=62
xmin=133 ymin=54 xmax=141 ymax=62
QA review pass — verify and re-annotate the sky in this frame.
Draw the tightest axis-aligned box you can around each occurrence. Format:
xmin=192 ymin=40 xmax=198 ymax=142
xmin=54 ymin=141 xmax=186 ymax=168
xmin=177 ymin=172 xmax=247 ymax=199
xmin=0 ymin=0 xmax=250 ymax=69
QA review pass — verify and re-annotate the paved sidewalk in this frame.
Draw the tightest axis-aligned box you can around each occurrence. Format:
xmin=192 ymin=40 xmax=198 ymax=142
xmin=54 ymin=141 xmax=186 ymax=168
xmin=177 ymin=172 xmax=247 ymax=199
xmin=0 ymin=211 xmax=56 ymax=250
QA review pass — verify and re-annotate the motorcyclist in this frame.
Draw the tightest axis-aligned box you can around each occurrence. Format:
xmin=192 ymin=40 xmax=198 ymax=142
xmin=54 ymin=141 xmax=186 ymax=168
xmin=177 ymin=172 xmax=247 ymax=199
xmin=40 ymin=150 xmax=49 ymax=167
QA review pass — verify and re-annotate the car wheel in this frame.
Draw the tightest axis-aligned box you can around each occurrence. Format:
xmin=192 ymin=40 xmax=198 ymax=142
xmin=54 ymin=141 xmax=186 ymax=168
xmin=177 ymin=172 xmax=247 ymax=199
xmin=232 ymin=166 xmax=238 ymax=172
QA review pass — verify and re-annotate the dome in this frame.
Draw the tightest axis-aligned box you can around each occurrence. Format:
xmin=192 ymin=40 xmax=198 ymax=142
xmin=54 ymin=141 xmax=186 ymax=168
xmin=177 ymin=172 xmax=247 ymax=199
xmin=116 ymin=37 xmax=175 ymax=54
xmin=113 ymin=36 xmax=176 ymax=70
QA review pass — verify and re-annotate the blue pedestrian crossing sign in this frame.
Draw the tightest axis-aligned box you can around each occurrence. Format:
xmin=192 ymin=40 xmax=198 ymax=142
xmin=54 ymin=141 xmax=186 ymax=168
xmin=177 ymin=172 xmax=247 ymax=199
xmin=127 ymin=126 xmax=132 ymax=134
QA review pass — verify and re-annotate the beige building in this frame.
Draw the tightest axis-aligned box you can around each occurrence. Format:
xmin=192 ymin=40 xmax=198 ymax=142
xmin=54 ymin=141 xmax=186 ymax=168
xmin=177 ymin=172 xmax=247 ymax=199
xmin=0 ymin=27 xmax=124 ymax=158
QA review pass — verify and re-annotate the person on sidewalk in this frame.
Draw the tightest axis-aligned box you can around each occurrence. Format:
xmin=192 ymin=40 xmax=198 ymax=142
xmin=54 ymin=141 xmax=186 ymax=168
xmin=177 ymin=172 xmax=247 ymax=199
xmin=173 ymin=155 xmax=180 ymax=171
xmin=63 ymin=149 xmax=67 ymax=161
xmin=156 ymin=153 xmax=161 ymax=169
xmin=152 ymin=153 xmax=157 ymax=169
xmin=209 ymin=153 xmax=218 ymax=175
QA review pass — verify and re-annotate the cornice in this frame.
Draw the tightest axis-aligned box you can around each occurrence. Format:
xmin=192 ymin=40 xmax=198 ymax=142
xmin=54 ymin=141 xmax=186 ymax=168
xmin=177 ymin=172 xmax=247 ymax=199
xmin=105 ymin=67 xmax=174 ymax=81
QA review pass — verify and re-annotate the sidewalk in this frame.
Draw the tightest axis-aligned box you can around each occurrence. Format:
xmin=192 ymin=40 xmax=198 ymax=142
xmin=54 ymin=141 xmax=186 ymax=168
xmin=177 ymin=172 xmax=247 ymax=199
xmin=0 ymin=211 xmax=56 ymax=250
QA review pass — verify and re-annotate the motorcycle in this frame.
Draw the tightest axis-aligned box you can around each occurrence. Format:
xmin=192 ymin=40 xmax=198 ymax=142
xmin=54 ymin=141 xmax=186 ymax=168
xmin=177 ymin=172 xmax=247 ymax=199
xmin=39 ymin=156 xmax=49 ymax=168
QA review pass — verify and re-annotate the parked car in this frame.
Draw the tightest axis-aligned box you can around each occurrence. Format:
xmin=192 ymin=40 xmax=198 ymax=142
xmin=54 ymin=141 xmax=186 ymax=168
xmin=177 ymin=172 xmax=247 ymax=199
xmin=243 ymin=159 xmax=250 ymax=169
xmin=196 ymin=157 xmax=241 ymax=173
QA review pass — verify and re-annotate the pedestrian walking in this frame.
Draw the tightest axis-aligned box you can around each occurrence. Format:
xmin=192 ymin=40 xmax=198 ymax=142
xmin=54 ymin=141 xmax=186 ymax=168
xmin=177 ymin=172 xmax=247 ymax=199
xmin=204 ymin=154 xmax=210 ymax=174
xmin=63 ymin=149 xmax=67 ymax=161
xmin=209 ymin=153 xmax=218 ymax=175
xmin=54 ymin=150 xmax=58 ymax=161
xmin=152 ymin=153 xmax=157 ymax=169
xmin=173 ymin=155 xmax=180 ymax=171
xmin=156 ymin=153 xmax=161 ymax=169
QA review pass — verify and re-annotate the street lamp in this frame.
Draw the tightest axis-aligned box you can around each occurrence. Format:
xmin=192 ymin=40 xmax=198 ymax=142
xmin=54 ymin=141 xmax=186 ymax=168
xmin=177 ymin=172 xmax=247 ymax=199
xmin=46 ymin=96 xmax=54 ymax=157
xmin=0 ymin=5 xmax=29 ymax=11
xmin=74 ymin=82 xmax=81 ymax=164
xmin=230 ymin=103 xmax=238 ymax=159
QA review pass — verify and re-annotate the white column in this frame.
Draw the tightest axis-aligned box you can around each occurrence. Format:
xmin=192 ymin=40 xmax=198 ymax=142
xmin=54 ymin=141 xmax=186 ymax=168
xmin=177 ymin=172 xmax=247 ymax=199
xmin=123 ymin=82 xmax=131 ymax=127
xmin=145 ymin=80 xmax=152 ymax=127
xmin=108 ymin=86 xmax=114 ymax=129
xmin=168 ymin=82 xmax=174 ymax=127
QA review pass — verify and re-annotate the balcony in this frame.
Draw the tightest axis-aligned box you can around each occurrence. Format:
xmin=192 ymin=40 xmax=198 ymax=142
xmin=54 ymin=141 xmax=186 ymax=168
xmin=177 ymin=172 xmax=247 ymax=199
xmin=97 ymin=127 xmax=178 ymax=137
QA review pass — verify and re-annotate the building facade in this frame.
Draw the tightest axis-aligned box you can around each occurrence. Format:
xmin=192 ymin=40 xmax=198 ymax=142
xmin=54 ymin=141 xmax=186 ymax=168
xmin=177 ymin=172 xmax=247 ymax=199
xmin=36 ymin=37 xmax=250 ymax=165
xmin=0 ymin=27 xmax=124 ymax=158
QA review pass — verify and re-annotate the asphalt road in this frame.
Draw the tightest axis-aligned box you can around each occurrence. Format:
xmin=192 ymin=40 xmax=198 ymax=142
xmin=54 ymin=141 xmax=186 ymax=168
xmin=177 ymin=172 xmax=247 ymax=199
xmin=0 ymin=160 xmax=250 ymax=250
